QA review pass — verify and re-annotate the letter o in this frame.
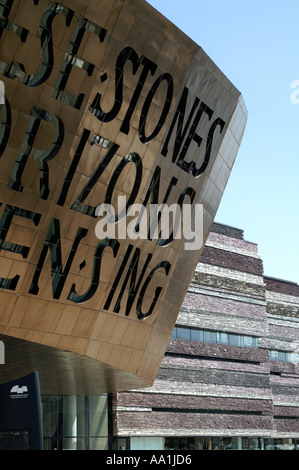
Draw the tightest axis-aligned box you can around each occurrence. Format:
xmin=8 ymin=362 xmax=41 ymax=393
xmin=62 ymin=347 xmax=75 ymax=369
xmin=105 ymin=152 xmax=142 ymax=222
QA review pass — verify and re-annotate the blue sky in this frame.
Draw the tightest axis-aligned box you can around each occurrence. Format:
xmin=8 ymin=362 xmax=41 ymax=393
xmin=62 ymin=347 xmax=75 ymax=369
xmin=146 ymin=0 xmax=299 ymax=284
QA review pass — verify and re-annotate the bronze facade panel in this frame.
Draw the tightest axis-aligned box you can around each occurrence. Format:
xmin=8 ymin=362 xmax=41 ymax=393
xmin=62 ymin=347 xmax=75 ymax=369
xmin=0 ymin=0 xmax=247 ymax=394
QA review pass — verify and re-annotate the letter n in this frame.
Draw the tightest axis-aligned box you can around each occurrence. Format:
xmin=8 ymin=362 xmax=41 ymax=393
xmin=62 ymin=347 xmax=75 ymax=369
xmin=29 ymin=218 xmax=87 ymax=299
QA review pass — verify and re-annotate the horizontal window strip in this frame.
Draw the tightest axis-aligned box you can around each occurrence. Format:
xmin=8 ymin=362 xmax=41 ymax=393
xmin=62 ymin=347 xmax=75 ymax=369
xmin=171 ymin=325 xmax=259 ymax=349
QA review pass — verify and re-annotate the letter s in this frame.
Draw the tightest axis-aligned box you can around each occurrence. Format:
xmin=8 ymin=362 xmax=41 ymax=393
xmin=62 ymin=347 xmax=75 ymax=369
xmin=89 ymin=47 xmax=140 ymax=122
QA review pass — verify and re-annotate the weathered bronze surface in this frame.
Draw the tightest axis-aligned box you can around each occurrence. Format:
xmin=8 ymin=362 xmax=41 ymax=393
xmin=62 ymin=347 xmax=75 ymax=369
xmin=0 ymin=0 xmax=247 ymax=394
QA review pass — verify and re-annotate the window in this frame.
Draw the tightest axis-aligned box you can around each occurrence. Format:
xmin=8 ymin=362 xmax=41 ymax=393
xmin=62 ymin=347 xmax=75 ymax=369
xmin=191 ymin=329 xmax=204 ymax=342
xmin=42 ymin=394 xmax=110 ymax=450
xmin=269 ymin=350 xmax=299 ymax=363
xmin=217 ymin=332 xmax=228 ymax=344
xmin=204 ymin=331 xmax=217 ymax=343
xmin=171 ymin=326 xmax=259 ymax=349
xmin=270 ymin=350 xmax=278 ymax=361
xmin=229 ymin=334 xmax=241 ymax=347
xmin=176 ymin=327 xmax=190 ymax=340
xmin=243 ymin=336 xmax=254 ymax=348
xmin=277 ymin=351 xmax=287 ymax=362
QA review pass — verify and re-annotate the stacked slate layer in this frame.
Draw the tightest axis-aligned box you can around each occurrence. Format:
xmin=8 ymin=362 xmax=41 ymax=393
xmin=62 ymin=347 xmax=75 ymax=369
xmin=114 ymin=223 xmax=299 ymax=441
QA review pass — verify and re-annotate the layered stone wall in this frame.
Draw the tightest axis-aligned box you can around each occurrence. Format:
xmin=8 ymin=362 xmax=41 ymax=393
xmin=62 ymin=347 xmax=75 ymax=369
xmin=114 ymin=223 xmax=299 ymax=440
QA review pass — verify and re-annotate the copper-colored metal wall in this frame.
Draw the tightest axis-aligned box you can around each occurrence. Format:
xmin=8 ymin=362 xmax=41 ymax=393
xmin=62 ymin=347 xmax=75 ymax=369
xmin=0 ymin=0 xmax=247 ymax=394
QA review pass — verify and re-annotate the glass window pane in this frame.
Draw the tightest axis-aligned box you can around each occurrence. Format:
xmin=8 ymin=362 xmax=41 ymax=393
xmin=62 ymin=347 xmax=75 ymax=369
xmin=89 ymin=437 xmax=108 ymax=450
xmin=277 ymin=351 xmax=286 ymax=361
xmin=229 ymin=334 xmax=241 ymax=347
xmin=42 ymin=396 xmax=60 ymax=439
xmin=191 ymin=329 xmax=204 ymax=342
xmin=62 ymin=396 xmax=77 ymax=437
xmin=204 ymin=331 xmax=217 ymax=343
xmin=217 ymin=332 xmax=228 ymax=345
xmin=113 ymin=438 xmax=129 ymax=450
xmin=89 ymin=395 xmax=108 ymax=437
xmin=43 ymin=438 xmax=58 ymax=451
xmin=270 ymin=350 xmax=277 ymax=360
xmin=76 ymin=396 xmax=86 ymax=437
xmin=180 ymin=438 xmax=189 ymax=450
xmin=177 ymin=327 xmax=190 ymax=340
xmin=243 ymin=336 xmax=253 ymax=348
xmin=285 ymin=352 xmax=292 ymax=362
xmin=165 ymin=437 xmax=180 ymax=450
xmin=76 ymin=438 xmax=87 ymax=450
xmin=62 ymin=437 xmax=78 ymax=450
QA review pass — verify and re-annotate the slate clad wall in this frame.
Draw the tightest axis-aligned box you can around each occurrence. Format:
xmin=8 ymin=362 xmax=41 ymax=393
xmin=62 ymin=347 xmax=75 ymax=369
xmin=265 ymin=277 xmax=299 ymax=297
xmin=199 ymin=246 xmax=264 ymax=276
xmin=114 ymin=223 xmax=299 ymax=440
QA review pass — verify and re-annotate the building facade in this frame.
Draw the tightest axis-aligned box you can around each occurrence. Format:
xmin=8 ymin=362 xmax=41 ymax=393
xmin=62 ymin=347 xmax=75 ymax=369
xmin=0 ymin=0 xmax=247 ymax=402
xmin=113 ymin=223 xmax=299 ymax=451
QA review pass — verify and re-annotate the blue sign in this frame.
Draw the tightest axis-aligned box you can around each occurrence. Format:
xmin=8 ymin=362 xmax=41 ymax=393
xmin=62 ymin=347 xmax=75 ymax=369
xmin=0 ymin=371 xmax=43 ymax=450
